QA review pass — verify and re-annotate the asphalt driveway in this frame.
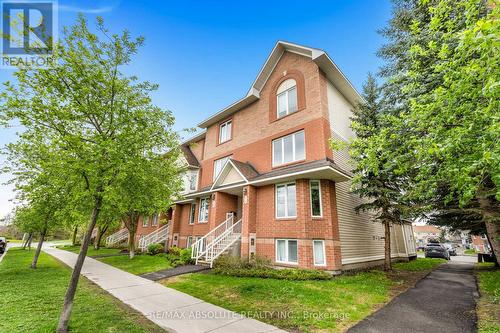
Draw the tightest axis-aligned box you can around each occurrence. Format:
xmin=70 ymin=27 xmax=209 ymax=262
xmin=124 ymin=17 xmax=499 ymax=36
xmin=348 ymin=258 xmax=479 ymax=333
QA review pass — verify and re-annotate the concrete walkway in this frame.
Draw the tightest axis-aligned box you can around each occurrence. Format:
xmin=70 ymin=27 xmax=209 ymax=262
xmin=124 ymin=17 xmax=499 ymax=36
xmin=43 ymin=247 xmax=285 ymax=333
xmin=140 ymin=264 xmax=210 ymax=281
xmin=348 ymin=259 xmax=479 ymax=333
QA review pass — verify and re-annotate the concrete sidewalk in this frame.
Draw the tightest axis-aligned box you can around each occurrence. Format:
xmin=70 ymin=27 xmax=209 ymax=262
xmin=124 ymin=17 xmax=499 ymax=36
xmin=43 ymin=247 xmax=285 ymax=333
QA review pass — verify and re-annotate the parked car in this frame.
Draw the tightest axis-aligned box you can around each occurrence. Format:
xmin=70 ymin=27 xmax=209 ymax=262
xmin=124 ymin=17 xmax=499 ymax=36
xmin=443 ymin=243 xmax=457 ymax=256
xmin=425 ymin=243 xmax=450 ymax=260
xmin=0 ymin=237 xmax=7 ymax=254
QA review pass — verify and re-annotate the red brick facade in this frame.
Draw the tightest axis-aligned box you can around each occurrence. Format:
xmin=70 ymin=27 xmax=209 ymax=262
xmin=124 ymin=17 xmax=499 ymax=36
xmin=167 ymin=49 xmax=351 ymax=271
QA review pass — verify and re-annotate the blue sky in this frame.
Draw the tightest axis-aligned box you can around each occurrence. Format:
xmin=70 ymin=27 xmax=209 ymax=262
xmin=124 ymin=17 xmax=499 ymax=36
xmin=0 ymin=0 xmax=392 ymax=217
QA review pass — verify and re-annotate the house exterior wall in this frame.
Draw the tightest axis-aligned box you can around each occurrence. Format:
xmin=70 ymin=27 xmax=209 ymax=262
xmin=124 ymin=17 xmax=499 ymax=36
xmin=169 ymin=48 xmax=413 ymax=271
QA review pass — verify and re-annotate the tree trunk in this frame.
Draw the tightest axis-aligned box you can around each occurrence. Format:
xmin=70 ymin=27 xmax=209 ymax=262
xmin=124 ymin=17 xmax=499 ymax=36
xmin=57 ymin=196 xmax=102 ymax=333
xmin=477 ymin=195 xmax=500 ymax=267
xmin=128 ymin=228 xmax=136 ymax=259
xmin=31 ymin=227 xmax=47 ymax=269
xmin=94 ymin=225 xmax=108 ymax=250
xmin=27 ymin=234 xmax=33 ymax=250
xmin=384 ymin=220 xmax=392 ymax=271
xmin=72 ymin=226 xmax=78 ymax=246
xmin=22 ymin=233 xmax=32 ymax=250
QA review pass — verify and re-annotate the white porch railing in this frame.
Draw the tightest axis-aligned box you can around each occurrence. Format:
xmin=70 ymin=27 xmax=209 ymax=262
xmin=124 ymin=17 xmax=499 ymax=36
xmin=138 ymin=224 xmax=170 ymax=251
xmin=202 ymin=219 xmax=242 ymax=267
xmin=191 ymin=214 xmax=234 ymax=262
xmin=105 ymin=228 xmax=129 ymax=247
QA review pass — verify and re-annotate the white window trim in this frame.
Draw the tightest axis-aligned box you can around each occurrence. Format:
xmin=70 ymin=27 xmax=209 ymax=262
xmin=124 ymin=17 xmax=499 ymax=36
xmin=272 ymin=130 xmax=305 ymax=167
xmin=198 ymin=197 xmax=209 ymax=223
xmin=276 ymin=84 xmax=297 ymax=118
xmin=142 ymin=216 xmax=149 ymax=227
xmin=275 ymin=182 xmax=297 ymax=219
xmin=189 ymin=203 xmax=195 ymax=225
xmin=275 ymin=239 xmax=299 ymax=265
xmin=309 ymin=180 xmax=323 ymax=218
xmin=187 ymin=236 xmax=193 ymax=248
xmin=152 ymin=213 xmax=159 ymax=226
xmin=213 ymin=155 xmax=232 ymax=181
xmin=219 ymin=119 xmax=232 ymax=144
xmin=312 ymin=240 xmax=326 ymax=266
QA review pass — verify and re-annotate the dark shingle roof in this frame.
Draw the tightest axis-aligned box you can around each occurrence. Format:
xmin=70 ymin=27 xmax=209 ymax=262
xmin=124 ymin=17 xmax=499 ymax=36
xmin=180 ymin=145 xmax=200 ymax=167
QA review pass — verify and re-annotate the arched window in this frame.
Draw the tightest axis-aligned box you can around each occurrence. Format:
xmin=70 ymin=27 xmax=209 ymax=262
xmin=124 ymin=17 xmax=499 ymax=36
xmin=276 ymin=79 xmax=298 ymax=118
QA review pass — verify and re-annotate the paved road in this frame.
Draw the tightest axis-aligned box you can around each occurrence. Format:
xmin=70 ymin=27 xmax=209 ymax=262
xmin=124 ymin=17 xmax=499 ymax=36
xmin=348 ymin=257 xmax=479 ymax=333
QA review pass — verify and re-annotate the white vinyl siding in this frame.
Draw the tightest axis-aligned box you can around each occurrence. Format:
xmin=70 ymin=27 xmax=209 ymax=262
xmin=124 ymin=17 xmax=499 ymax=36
xmin=219 ymin=119 xmax=232 ymax=143
xmin=272 ymin=131 xmax=305 ymax=166
xmin=310 ymin=180 xmax=322 ymax=217
xmin=277 ymin=79 xmax=298 ymax=118
xmin=213 ymin=156 xmax=231 ymax=181
xmin=276 ymin=239 xmax=298 ymax=264
xmin=198 ymin=198 xmax=209 ymax=223
xmin=275 ymin=182 xmax=296 ymax=218
xmin=313 ymin=240 xmax=326 ymax=266
xmin=336 ymin=182 xmax=405 ymax=264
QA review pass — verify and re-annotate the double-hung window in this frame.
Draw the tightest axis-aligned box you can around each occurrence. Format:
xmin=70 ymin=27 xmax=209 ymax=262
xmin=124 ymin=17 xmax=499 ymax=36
xmin=275 ymin=182 xmax=296 ymax=218
xmin=142 ymin=216 xmax=149 ymax=227
xmin=219 ymin=119 xmax=232 ymax=144
xmin=310 ymin=180 xmax=322 ymax=217
xmin=272 ymin=130 xmax=305 ymax=166
xmin=187 ymin=236 xmax=193 ymax=248
xmin=277 ymin=79 xmax=298 ymax=118
xmin=151 ymin=213 xmax=159 ymax=226
xmin=198 ymin=197 xmax=209 ymax=223
xmin=188 ymin=172 xmax=197 ymax=191
xmin=313 ymin=240 xmax=326 ymax=266
xmin=276 ymin=239 xmax=298 ymax=264
xmin=189 ymin=203 xmax=196 ymax=225
xmin=213 ymin=156 xmax=231 ymax=181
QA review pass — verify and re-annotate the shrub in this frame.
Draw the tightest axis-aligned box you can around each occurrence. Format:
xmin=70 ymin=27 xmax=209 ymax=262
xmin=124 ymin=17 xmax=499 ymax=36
xmin=213 ymin=255 xmax=331 ymax=280
xmin=147 ymin=243 xmax=164 ymax=255
xmin=179 ymin=248 xmax=193 ymax=265
xmin=168 ymin=246 xmax=182 ymax=256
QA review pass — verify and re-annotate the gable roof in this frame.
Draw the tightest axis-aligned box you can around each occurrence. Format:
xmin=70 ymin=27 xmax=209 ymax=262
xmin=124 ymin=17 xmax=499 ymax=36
xmin=197 ymin=41 xmax=362 ymax=128
xmin=180 ymin=145 xmax=200 ymax=167
xmin=211 ymin=159 xmax=259 ymax=190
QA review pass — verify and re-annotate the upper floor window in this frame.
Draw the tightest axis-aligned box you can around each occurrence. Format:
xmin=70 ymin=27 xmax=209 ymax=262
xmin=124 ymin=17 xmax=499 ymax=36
xmin=142 ymin=216 xmax=149 ymax=227
xmin=151 ymin=213 xmax=159 ymax=226
xmin=276 ymin=182 xmax=296 ymax=218
xmin=213 ymin=155 xmax=231 ymax=181
xmin=272 ymin=130 xmax=305 ymax=167
xmin=198 ymin=197 xmax=210 ymax=222
xmin=189 ymin=203 xmax=195 ymax=225
xmin=188 ymin=172 xmax=197 ymax=191
xmin=277 ymin=79 xmax=298 ymax=118
xmin=219 ymin=119 xmax=232 ymax=144
xmin=310 ymin=180 xmax=322 ymax=217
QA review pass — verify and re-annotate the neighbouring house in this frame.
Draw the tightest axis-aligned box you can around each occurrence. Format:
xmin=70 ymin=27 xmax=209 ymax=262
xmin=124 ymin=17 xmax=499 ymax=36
xmin=413 ymin=225 xmax=441 ymax=248
xmin=160 ymin=41 xmax=416 ymax=272
xmin=471 ymin=234 xmax=491 ymax=253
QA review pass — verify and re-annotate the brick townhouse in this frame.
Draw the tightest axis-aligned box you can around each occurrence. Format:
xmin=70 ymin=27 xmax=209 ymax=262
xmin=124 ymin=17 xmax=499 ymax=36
xmin=157 ymin=41 xmax=417 ymax=272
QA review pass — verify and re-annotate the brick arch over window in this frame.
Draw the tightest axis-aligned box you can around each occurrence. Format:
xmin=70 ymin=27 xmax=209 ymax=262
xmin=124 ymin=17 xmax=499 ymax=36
xmin=269 ymin=69 xmax=306 ymax=123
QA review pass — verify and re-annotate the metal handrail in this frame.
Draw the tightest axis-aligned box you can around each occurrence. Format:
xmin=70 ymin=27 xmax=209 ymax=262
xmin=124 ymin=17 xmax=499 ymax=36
xmin=105 ymin=228 xmax=129 ymax=246
xmin=191 ymin=215 xmax=234 ymax=261
xmin=138 ymin=224 xmax=170 ymax=251
xmin=205 ymin=219 xmax=242 ymax=267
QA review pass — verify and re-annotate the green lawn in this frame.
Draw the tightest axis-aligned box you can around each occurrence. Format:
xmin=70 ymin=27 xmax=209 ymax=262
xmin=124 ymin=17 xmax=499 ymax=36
xmin=476 ymin=263 xmax=500 ymax=333
xmin=57 ymin=244 xmax=123 ymax=257
xmin=163 ymin=258 xmax=444 ymax=333
xmin=0 ymin=248 xmax=164 ymax=333
xmin=98 ymin=254 xmax=173 ymax=275
xmin=393 ymin=257 xmax=446 ymax=271
xmin=464 ymin=249 xmax=476 ymax=255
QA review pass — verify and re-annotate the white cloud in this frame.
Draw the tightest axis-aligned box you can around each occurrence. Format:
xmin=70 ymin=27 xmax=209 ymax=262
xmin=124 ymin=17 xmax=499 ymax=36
xmin=58 ymin=5 xmax=115 ymax=14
